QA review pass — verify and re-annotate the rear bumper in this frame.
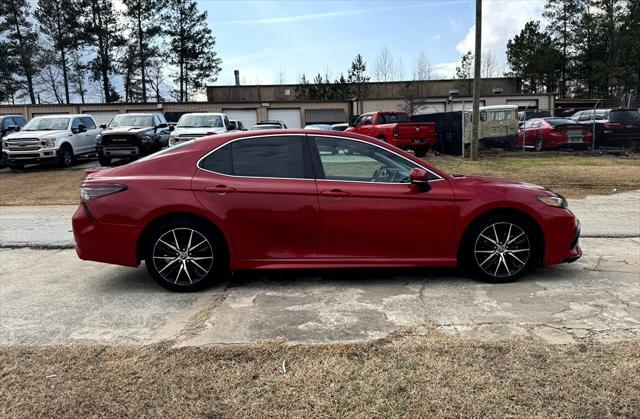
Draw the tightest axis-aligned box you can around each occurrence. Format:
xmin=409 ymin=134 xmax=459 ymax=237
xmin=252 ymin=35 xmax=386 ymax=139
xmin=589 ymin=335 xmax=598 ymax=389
xmin=390 ymin=138 xmax=437 ymax=149
xmin=72 ymin=203 xmax=141 ymax=267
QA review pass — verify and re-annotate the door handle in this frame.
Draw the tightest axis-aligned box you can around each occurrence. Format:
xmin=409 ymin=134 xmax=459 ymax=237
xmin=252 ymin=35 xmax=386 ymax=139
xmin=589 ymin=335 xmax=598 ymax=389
xmin=320 ymin=189 xmax=351 ymax=198
xmin=205 ymin=185 xmax=236 ymax=194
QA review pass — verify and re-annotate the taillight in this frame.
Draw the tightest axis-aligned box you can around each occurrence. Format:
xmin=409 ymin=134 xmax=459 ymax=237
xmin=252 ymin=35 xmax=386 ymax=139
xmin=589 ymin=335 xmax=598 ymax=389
xmin=80 ymin=182 xmax=127 ymax=201
xmin=393 ymin=126 xmax=399 ymax=137
xmin=604 ymin=122 xmax=621 ymax=128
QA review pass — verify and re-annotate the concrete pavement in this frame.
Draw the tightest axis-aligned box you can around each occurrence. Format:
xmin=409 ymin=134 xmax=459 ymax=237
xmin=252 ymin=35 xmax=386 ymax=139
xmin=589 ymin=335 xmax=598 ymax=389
xmin=1 ymin=191 xmax=639 ymax=248
xmin=1 ymin=238 xmax=638 ymax=346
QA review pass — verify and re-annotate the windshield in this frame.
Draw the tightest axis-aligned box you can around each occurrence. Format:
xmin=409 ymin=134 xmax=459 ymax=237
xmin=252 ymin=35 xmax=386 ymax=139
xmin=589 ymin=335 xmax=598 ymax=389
xmin=22 ymin=117 xmax=69 ymax=131
xmin=109 ymin=115 xmax=154 ymax=128
xmin=546 ymin=118 xmax=576 ymax=126
xmin=177 ymin=114 xmax=223 ymax=128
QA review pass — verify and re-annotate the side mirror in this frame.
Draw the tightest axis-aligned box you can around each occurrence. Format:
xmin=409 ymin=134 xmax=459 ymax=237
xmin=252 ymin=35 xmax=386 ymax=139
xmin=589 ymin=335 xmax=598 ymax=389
xmin=158 ymin=122 xmax=168 ymax=129
xmin=78 ymin=123 xmax=87 ymax=133
xmin=228 ymin=121 xmax=237 ymax=131
xmin=9 ymin=125 xmax=20 ymax=132
xmin=410 ymin=168 xmax=431 ymax=192
xmin=168 ymin=125 xmax=175 ymax=132
xmin=99 ymin=124 xmax=107 ymax=129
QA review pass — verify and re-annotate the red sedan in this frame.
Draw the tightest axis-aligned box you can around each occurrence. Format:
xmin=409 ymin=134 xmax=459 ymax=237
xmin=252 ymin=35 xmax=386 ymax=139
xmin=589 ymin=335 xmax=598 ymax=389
xmin=516 ymin=117 xmax=592 ymax=151
xmin=73 ymin=130 xmax=581 ymax=291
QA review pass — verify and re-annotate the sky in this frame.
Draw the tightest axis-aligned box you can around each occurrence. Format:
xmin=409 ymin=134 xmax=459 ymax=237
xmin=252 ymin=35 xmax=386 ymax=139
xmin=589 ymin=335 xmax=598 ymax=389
xmin=205 ymin=0 xmax=547 ymax=86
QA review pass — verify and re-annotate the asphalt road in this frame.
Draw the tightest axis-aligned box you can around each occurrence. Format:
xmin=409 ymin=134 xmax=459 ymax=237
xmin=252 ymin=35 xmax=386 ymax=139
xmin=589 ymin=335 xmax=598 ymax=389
xmin=1 ymin=238 xmax=638 ymax=346
xmin=1 ymin=191 xmax=639 ymax=249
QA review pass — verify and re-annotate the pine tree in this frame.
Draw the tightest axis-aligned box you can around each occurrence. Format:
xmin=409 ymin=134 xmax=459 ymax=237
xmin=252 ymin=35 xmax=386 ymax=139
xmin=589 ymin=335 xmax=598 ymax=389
xmin=163 ymin=0 xmax=222 ymax=102
xmin=35 ymin=0 xmax=79 ymax=103
xmin=120 ymin=43 xmax=144 ymax=102
xmin=123 ymin=0 xmax=164 ymax=102
xmin=347 ymin=54 xmax=370 ymax=109
xmin=0 ymin=0 xmax=40 ymax=104
xmin=543 ymin=0 xmax=581 ymax=97
xmin=84 ymin=0 xmax=124 ymax=102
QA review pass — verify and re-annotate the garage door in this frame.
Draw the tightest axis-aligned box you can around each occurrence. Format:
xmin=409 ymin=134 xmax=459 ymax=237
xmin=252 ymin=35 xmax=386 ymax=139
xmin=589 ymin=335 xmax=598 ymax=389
xmin=32 ymin=112 xmax=69 ymax=117
xmin=414 ymin=103 xmax=446 ymax=114
xmin=84 ymin=110 xmax=119 ymax=126
xmin=223 ymin=108 xmax=257 ymax=129
xmin=267 ymin=108 xmax=301 ymax=129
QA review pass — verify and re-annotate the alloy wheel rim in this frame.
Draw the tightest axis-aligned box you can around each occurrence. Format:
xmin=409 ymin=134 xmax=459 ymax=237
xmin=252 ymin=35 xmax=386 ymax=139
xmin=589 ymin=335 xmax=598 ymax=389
xmin=535 ymin=139 xmax=543 ymax=151
xmin=63 ymin=150 xmax=72 ymax=165
xmin=474 ymin=222 xmax=530 ymax=278
xmin=152 ymin=228 xmax=214 ymax=285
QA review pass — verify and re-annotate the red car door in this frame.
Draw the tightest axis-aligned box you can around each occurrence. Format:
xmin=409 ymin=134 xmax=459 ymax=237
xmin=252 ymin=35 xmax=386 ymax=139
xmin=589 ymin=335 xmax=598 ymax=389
xmin=349 ymin=114 xmax=374 ymax=138
xmin=309 ymin=135 xmax=456 ymax=261
xmin=192 ymin=135 xmax=320 ymax=259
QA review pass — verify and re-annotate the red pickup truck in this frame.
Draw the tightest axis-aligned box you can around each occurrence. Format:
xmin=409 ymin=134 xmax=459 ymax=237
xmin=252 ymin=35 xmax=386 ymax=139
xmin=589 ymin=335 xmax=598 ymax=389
xmin=346 ymin=111 xmax=437 ymax=157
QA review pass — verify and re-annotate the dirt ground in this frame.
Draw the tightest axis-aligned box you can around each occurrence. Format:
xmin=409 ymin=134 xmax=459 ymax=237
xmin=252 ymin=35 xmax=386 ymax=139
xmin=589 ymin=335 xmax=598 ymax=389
xmin=0 ymin=152 xmax=638 ymax=205
xmin=1 ymin=331 xmax=638 ymax=418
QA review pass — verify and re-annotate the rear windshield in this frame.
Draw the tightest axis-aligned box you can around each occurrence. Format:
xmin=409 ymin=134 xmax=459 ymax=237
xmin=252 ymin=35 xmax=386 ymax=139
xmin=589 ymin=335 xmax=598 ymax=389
xmin=609 ymin=110 xmax=640 ymax=122
xmin=546 ymin=118 xmax=577 ymax=126
xmin=379 ymin=113 xmax=410 ymax=123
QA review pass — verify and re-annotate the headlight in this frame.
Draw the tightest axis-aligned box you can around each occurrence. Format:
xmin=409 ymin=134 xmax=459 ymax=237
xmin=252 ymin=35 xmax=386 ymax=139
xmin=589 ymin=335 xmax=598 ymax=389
xmin=538 ymin=195 xmax=568 ymax=208
xmin=140 ymin=135 xmax=152 ymax=142
xmin=40 ymin=137 xmax=57 ymax=147
xmin=169 ymin=138 xmax=178 ymax=146
xmin=96 ymin=134 xmax=102 ymax=144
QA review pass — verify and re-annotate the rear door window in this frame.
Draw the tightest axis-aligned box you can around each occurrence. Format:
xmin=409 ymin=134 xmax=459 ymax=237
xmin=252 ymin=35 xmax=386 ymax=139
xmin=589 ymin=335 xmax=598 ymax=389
xmin=199 ymin=135 xmax=310 ymax=179
xmin=609 ymin=110 xmax=640 ymax=122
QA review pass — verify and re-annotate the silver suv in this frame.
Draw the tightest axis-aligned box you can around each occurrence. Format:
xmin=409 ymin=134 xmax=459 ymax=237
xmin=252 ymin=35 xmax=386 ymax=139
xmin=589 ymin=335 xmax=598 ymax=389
xmin=2 ymin=114 xmax=100 ymax=170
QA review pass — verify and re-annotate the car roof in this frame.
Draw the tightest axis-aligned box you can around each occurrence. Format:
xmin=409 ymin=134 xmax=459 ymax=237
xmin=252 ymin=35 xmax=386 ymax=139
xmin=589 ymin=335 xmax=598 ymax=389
xmin=117 ymin=113 xmax=158 ymax=116
xmin=480 ymin=105 xmax=518 ymax=111
xmin=181 ymin=112 xmax=225 ymax=116
xmin=33 ymin=114 xmax=89 ymax=118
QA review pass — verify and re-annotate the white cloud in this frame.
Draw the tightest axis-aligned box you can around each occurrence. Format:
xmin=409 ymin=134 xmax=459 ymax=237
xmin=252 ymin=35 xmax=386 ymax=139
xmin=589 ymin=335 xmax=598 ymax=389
xmin=216 ymin=1 xmax=466 ymax=25
xmin=433 ymin=61 xmax=459 ymax=78
xmin=455 ymin=0 xmax=545 ymax=56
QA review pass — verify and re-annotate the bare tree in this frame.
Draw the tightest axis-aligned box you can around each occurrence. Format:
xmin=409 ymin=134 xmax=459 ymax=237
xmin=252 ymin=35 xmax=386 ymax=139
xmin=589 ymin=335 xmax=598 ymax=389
xmin=374 ymin=44 xmax=394 ymax=82
xmin=276 ymin=67 xmax=286 ymax=84
xmin=413 ymin=50 xmax=434 ymax=80
xmin=394 ymin=57 xmax=405 ymax=81
xmin=481 ymin=49 xmax=503 ymax=78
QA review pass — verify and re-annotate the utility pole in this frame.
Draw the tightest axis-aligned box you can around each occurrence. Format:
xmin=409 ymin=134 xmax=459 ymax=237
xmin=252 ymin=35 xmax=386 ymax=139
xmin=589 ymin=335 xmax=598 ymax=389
xmin=470 ymin=0 xmax=482 ymax=161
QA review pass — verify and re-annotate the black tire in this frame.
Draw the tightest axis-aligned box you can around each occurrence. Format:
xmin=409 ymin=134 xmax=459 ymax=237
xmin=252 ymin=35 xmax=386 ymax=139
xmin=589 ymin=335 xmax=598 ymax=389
xmin=98 ymin=154 xmax=112 ymax=166
xmin=503 ymin=138 xmax=515 ymax=151
xmin=534 ymin=137 xmax=544 ymax=152
xmin=144 ymin=218 xmax=228 ymax=292
xmin=8 ymin=163 xmax=24 ymax=170
xmin=414 ymin=148 xmax=428 ymax=158
xmin=58 ymin=144 xmax=75 ymax=167
xmin=464 ymin=214 xmax=536 ymax=283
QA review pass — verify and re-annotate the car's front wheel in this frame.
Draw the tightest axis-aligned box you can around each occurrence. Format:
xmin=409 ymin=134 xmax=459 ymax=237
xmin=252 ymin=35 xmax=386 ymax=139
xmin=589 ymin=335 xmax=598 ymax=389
xmin=144 ymin=218 xmax=227 ymax=292
xmin=59 ymin=144 xmax=75 ymax=167
xmin=534 ymin=137 xmax=544 ymax=152
xmin=466 ymin=215 xmax=535 ymax=283
xmin=98 ymin=154 xmax=112 ymax=166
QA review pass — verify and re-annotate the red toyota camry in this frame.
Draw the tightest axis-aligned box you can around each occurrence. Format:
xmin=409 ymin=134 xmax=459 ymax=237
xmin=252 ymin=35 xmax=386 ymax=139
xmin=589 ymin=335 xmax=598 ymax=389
xmin=516 ymin=117 xmax=593 ymax=151
xmin=72 ymin=130 xmax=581 ymax=291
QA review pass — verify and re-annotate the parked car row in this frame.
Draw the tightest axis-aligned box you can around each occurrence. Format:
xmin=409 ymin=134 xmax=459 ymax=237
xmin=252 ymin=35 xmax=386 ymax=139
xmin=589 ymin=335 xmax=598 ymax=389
xmin=0 ymin=111 xmax=252 ymax=170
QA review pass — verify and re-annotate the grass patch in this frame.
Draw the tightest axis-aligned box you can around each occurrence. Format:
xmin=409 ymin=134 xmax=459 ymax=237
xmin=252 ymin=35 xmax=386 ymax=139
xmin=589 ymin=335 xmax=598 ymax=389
xmin=1 ymin=332 xmax=639 ymax=417
xmin=426 ymin=151 xmax=640 ymax=198
xmin=0 ymin=169 xmax=84 ymax=206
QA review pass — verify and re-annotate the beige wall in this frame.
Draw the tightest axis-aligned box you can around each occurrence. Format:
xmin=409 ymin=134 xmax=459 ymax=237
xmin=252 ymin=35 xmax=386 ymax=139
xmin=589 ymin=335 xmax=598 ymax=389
xmin=0 ymin=101 xmax=352 ymax=126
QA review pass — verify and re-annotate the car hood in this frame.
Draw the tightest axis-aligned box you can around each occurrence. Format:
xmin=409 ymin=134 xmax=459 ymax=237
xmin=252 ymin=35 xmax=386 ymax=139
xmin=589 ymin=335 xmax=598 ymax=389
xmin=103 ymin=126 xmax=153 ymax=134
xmin=450 ymin=175 xmax=549 ymax=192
xmin=172 ymin=127 xmax=226 ymax=136
xmin=4 ymin=130 xmax=69 ymax=139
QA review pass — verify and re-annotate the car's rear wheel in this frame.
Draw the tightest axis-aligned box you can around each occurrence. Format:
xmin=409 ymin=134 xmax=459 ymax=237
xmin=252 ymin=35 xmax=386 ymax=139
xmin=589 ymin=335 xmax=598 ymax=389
xmin=534 ymin=137 xmax=544 ymax=152
xmin=466 ymin=215 xmax=535 ymax=283
xmin=144 ymin=219 xmax=227 ymax=292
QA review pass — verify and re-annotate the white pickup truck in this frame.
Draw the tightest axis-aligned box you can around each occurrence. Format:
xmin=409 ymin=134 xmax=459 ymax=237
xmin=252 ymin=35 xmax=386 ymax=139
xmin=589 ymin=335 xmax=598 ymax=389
xmin=2 ymin=114 xmax=100 ymax=169
xmin=168 ymin=112 xmax=235 ymax=146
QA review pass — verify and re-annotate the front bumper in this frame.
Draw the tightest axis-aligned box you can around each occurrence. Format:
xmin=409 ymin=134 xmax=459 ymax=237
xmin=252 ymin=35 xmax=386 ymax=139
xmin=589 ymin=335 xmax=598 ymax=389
xmin=538 ymin=207 xmax=582 ymax=265
xmin=3 ymin=148 xmax=59 ymax=164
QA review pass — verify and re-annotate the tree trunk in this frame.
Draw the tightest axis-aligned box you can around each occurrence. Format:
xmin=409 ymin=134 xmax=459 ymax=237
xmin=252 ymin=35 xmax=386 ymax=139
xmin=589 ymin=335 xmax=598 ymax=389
xmin=138 ymin=8 xmax=146 ymax=102
xmin=12 ymin=10 xmax=36 ymax=104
